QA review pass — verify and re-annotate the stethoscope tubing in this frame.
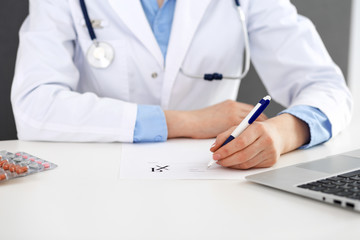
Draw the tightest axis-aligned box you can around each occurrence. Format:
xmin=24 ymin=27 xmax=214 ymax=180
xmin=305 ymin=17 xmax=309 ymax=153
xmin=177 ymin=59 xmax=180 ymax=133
xmin=80 ymin=0 xmax=114 ymax=68
xmin=80 ymin=0 xmax=250 ymax=76
xmin=80 ymin=0 xmax=97 ymax=42
xmin=180 ymin=1 xmax=250 ymax=81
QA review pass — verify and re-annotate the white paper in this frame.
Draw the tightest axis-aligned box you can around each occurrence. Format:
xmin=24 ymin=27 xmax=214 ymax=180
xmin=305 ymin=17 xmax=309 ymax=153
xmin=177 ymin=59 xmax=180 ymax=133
xmin=119 ymin=138 xmax=268 ymax=179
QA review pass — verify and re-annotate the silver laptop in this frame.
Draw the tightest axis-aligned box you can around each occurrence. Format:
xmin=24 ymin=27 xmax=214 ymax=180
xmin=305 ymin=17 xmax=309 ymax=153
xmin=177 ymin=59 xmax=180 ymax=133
xmin=246 ymin=149 xmax=360 ymax=212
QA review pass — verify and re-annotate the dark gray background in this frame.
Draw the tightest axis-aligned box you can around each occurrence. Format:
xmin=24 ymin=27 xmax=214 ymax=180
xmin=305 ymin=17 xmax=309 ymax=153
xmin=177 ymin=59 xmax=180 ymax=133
xmin=238 ymin=0 xmax=352 ymax=116
xmin=0 ymin=0 xmax=352 ymax=140
xmin=1 ymin=0 xmax=28 ymax=140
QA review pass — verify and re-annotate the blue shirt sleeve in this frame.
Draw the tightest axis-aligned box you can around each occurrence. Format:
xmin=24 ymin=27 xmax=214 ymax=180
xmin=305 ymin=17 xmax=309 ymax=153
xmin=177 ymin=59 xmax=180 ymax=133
xmin=279 ymin=105 xmax=332 ymax=149
xmin=133 ymin=105 xmax=168 ymax=143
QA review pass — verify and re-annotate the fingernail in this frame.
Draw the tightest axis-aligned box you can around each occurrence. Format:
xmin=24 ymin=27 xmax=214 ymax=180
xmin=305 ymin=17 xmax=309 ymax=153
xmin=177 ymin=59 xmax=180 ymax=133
xmin=213 ymin=154 xmax=221 ymax=161
xmin=210 ymin=141 xmax=216 ymax=148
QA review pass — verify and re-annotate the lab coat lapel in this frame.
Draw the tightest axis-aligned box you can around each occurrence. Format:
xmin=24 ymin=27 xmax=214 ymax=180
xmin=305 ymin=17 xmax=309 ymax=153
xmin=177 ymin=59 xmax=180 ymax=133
xmin=162 ymin=0 xmax=212 ymax=109
xmin=108 ymin=0 xmax=164 ymax=67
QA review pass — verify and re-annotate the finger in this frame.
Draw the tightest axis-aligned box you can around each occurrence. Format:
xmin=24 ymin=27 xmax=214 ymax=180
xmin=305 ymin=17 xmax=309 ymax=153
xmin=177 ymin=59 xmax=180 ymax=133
xmin=212 ymin=123 xmax=261 ymax=160
xmin=209 ymin=127 xmax=235 ymax=152
xmin=237 ymin=103 xmax=255 ymax=112
xmin=256 ymin=113 xmax=268 ymax=121
xmin=229 ymin=152 xmax=268 ymax=169
xmin=237 ymin=103 xmax=267 ymax=122
xmin=252 ymin=157 xmax=277 ymax=168
xmin=228 ymin=145 xmax=278 ymax=169
xmin=217 ymin=136 xmax=263 ymax=167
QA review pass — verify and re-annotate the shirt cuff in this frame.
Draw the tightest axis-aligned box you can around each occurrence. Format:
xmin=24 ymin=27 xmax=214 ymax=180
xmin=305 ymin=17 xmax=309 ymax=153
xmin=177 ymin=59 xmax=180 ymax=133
xmin=133 ymin=105 xmax=168 ymax=143
xmin=279 ymin=105 xmax=332 ymax=149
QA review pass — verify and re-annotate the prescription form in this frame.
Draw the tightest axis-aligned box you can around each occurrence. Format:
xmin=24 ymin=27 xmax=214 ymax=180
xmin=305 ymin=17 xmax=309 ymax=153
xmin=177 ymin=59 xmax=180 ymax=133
xmin=119 ymin=138 xmax=266 ymax=179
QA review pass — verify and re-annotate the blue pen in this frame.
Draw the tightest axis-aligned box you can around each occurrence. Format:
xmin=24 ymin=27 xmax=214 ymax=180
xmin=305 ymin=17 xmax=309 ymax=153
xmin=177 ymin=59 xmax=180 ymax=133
xmin=207 ymin=95 xmax=271 ymax=168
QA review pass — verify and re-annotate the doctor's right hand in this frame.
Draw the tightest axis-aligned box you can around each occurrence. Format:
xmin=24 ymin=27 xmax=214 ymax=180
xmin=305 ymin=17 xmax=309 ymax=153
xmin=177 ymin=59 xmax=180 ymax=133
xmin=164 ymin=100 xmax=267 ymax=139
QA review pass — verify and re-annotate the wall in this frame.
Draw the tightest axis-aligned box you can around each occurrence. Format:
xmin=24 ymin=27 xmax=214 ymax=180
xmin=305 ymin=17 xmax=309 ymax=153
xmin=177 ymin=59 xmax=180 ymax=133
xmin=237 ymin=0 xmax=352 ymax=117
xmin=0 ymin=0 xmax=28 ymax=140
xmin=348 ymin=0 xmax=360 ymax=119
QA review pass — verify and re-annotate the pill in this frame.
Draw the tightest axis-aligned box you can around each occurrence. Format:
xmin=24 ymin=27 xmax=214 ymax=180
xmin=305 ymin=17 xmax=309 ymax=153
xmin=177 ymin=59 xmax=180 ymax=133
xmin=13 ymin=165 xmax=22 ymax=172
xmin=14 ymin=165 xmax=21 ymax=172
xmin=0 ymin=160 xmax=8 ymax=167
xmin=36 ymin=160 xmax=42 ymax=164
xmin=16 ymin=166 xmax=28 ymax=174
xmin=0 ymin=174 xmax=6 ymax=181
xmin=29 ymin=158 xmax=35 ymax=162
xmin=42 ymin=163 xmax=50 ymax=168
xmin=9 ymin=164 xmax=16 ymax=172
xmin=13 ymin=157 xmax=22 ymax=162
xmin=15 ymin=153 xmax=21 ymax=156
xmin=22 ymin=156 xmax=28 ymax=159
xmin=2 ymin=163 xmax=10 ymax=170
xmin=28 ymin=162 xmax=40 ymax=169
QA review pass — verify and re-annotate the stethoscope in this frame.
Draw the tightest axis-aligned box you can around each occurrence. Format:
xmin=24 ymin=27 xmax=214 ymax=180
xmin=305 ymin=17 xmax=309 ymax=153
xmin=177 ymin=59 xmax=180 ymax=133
xmin=80 ymin=0 xmax=114 ymax=68
xmin=80 ymin=0 xmax=250 ymax=81
xmin=181 ymin=0 xmax=250 ymax=81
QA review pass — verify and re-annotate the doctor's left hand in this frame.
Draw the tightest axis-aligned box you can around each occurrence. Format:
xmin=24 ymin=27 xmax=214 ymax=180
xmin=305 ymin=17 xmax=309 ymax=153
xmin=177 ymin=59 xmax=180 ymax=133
xmin=210 ymin=113 xmax=310 ymax=169
xmin=165 ymin=100 xmax=267 ymax=139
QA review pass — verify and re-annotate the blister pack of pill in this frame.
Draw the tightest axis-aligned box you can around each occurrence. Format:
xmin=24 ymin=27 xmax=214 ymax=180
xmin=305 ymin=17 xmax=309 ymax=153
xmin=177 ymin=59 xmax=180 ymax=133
xmin=0 ymin=150 xmax=57 ymax=182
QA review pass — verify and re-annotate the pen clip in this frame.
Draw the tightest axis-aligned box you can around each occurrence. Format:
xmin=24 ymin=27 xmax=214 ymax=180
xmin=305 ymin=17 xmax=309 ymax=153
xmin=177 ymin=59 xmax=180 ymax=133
xmin=248 ymin=99 xmax=270 ymax=124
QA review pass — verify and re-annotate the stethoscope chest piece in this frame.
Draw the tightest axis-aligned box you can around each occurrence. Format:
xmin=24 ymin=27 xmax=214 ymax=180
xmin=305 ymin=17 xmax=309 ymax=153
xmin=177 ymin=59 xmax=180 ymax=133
xmin=87 ymin=41 xmax=114 ymax=69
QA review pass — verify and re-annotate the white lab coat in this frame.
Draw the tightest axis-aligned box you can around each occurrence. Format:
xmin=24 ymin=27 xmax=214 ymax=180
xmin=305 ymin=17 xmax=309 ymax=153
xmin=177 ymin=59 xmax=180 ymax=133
xmin=11 ymin=0 xmax=352 ymax=142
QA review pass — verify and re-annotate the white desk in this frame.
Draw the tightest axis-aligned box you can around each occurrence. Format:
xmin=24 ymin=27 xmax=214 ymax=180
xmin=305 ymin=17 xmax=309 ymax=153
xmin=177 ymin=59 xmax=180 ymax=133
xmin=1 ymin=121 xmax=360 ymax=240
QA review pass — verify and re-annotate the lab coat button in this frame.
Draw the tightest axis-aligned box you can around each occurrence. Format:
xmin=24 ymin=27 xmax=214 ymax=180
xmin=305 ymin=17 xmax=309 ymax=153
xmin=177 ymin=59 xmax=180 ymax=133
xmin=154 ymin=135 xmax=162 ymax=142
xmin=151 ymin=72 xmax=158 ymax=78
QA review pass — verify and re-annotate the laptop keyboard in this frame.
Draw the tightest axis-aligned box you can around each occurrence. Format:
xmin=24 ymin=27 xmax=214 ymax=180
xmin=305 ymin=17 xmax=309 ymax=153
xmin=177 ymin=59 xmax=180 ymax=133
xmin=298 ymin=169 xmax=360 ymax=200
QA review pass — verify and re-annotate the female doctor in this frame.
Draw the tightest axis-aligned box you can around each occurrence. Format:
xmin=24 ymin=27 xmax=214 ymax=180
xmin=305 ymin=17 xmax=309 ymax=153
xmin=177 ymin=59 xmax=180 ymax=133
xmin=11 ymin=0 xmax=352 ymax=170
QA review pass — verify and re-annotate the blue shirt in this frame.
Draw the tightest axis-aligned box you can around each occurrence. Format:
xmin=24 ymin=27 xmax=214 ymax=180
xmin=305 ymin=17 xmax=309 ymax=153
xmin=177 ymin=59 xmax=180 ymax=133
xmin=141 ymin=0 xmax=176 ymax=58
xmin=133 ymin=0 xmax=332 ymax=148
